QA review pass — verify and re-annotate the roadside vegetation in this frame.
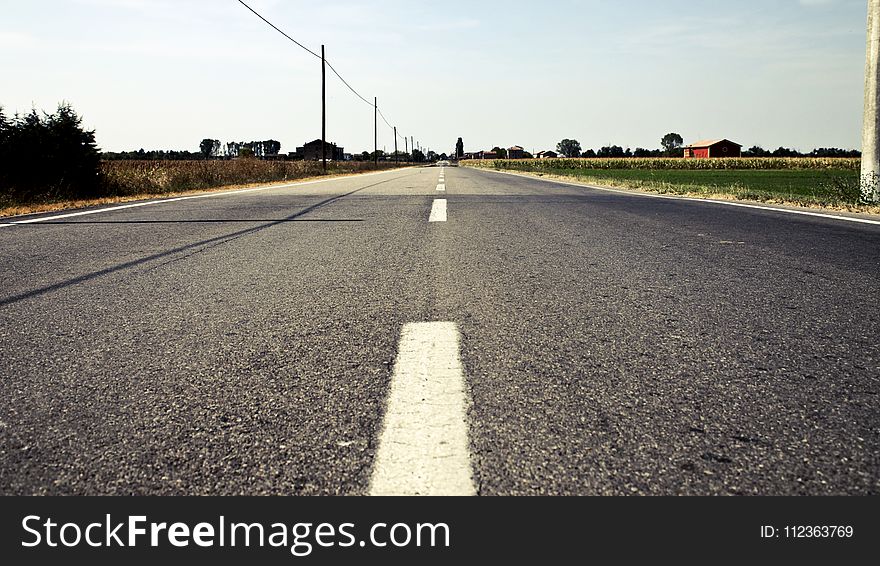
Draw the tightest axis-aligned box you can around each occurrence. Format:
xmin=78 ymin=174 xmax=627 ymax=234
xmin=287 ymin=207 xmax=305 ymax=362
xmin=0 ymin=103 xmax=405 ymax=218
xmin=463 ymin=158 xmax=868 ymax=211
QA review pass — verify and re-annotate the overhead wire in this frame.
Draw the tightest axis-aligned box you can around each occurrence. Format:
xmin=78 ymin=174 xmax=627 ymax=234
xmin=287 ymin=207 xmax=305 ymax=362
xmin=236 ymin=0 xmax=412 ymax=146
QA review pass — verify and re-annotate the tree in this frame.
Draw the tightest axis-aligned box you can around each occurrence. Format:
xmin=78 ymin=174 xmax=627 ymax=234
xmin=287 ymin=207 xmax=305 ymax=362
xmin=661 ymin=133 xmax=684 ymax=157
xmin=455 ymin=137 xmax=464 ymax=159
xmin=411 ymin=149 xmax=425 ymax=162
xmin=199 ymin=138 xmax=216 ymax=159
xmin=582 ymin=149 xmax=597 ymax=158
xmin=557 ymin=139 xmax=582 ymax=158
xmin=771 ymin=146 xmax=801 ymax=157
xmin=745 ymin=146 xmax=770 ymax=158
xmin=809 ymin=147 xmax=860 ymax=158
xmin=491 ymin=146 xmax=508 ymax=159
xmin=0 ymin=107 xmax=9 ymax=146
xmin=597 ymin=145 xmax=625 ymax=158
xmin=0 ymin=102 xmax=102 ymax=202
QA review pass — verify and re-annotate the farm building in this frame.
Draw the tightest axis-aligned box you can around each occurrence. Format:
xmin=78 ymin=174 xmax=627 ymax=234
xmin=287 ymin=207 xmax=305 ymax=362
xmin=536 ymin=150 xmax=558 ymax=159
xmin=508 ymin=145 xmax=525 ymax=159
xmin=683 ymin=139 xmax=742 ymax=159
xmin=293 ymin=139 xmax=345 ymax=161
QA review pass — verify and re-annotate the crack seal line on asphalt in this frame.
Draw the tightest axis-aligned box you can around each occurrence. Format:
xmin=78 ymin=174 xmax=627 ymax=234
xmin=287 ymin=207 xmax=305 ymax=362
xmin=478 ymin=168 xmax=880 ymax=227
xmin=369 ymin=322 xmax=476 ymax=496
xmin=0 ymin=168 xmax=411 ymax=228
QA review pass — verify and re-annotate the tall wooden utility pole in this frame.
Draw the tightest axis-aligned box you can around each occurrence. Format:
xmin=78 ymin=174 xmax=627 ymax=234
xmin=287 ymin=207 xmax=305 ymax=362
xmin=321 ymin=45 xmax=327 ymax=173
xmin=394 ymin=127 xmax=398 ymax=162
xmin=863 ymin=0 xmax=880 ymax=202
xmin=405 ymin=136 xmax=408 ymax=161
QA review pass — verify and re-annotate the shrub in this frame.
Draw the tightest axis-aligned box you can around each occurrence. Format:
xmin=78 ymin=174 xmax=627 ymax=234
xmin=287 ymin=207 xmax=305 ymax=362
xmin=0 ymin=103 xmax=103 ymax=203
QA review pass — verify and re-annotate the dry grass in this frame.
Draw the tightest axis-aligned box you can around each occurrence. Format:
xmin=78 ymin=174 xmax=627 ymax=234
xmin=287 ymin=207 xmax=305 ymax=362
xmin=0 ymin=163 xmax=408 ymax=219
xmin=100 ymin=159 xmax=399 ymax=196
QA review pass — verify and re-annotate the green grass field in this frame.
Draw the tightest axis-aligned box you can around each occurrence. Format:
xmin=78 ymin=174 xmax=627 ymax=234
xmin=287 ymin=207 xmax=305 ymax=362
xmin=546 ymin=167 xmax=859 ymax=203
xmin=463 ymin=158 xmax=863 ymax=208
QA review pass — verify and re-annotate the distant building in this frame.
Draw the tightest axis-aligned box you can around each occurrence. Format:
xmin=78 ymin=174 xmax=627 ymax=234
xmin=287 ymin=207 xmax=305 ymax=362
xmin=683 ymin=139 xmax=742 ymax=159
xmin=294 ymin=139 xmax=345 ymax=161
xmin=479 ymin=150 xmax=498 ymax=159
xmin=508 ymin=145 xmax=525 ymax=159
xmin=536 ymin=150 xmax=558 ymax=159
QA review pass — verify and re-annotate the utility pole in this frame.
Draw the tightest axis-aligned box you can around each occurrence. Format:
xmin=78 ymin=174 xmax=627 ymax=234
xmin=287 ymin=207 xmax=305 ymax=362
xmin=394 ymin=127 xmax=398 ymax=162
xmin=405 ymin=136 xmax=408 ymax=161
xmin=321 ymin=45 xmax=327 ymax=173
xmin=863 ymin=0 xmax=880 ymax=203
xmin=374 ymin=97 xmax=378 ymax=166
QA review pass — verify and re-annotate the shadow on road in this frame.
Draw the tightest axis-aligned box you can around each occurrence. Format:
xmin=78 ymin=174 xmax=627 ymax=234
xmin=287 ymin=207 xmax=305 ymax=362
xmin=25 ymin=219 xmax=365 ymax=224
xmin=0 ymin=174 xmax=412 ymax=308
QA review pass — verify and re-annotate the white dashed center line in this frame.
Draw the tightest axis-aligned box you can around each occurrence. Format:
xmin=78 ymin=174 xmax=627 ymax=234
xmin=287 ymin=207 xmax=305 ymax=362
xmin=429 ymin=199 xmax=447 ymax=222
xmin=436 ymin=183 xmax=446 ymax=192
xmin=369 ymin=322 xmax=475 ymax=496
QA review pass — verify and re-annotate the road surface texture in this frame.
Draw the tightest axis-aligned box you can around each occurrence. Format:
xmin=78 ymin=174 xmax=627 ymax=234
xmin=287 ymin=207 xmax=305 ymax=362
xmin=1 ymin=166 xmax=878 ymax=495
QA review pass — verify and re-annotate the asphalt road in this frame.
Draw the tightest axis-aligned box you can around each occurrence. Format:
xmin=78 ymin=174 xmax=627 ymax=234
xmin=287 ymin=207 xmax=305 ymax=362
xmin=0 ymin=166 xmax=878 ymax=495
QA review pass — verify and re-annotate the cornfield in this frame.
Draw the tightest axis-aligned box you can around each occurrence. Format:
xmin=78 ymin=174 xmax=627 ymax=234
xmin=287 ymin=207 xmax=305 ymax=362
xmin=101 ymin=159 xmax=402 ymax=197
xmin=463 ymin=157 xmax=860 ymax=171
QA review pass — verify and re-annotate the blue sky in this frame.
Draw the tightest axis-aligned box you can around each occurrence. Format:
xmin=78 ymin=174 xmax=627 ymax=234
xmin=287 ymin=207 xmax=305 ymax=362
xmin=0 ymin=0 xmax=868 ymax=154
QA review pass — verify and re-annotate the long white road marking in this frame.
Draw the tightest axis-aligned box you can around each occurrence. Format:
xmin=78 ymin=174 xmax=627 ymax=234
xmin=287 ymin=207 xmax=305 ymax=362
xmin=429 ymin=199 xmax=447 ymax=222
xmin=0 ymin=168 xmax=407 ymax=228
xmin=369 ymin=322 xmax=475 ymax=496
xmin=480 ymin=168 xmax=880 ymax=227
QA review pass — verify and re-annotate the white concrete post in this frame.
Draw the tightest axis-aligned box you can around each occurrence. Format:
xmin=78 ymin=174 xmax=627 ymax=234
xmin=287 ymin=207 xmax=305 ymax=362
xmin=861 ymin=0 xmax=880 ymax=203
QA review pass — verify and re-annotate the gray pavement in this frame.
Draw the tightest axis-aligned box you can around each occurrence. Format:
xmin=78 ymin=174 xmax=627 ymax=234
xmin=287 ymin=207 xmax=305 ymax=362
xmin=0 ymin=166 xmax=878 ymax=495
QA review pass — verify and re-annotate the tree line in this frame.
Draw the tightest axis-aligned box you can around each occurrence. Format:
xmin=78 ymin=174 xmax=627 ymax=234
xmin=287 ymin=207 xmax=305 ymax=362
xmin=101 ymin=140 xmax=283 ymax=160
xmin=551 ymin=134 xmax=860 ymax=159
xmin=198 ymin=139 xmax=282 ymax=159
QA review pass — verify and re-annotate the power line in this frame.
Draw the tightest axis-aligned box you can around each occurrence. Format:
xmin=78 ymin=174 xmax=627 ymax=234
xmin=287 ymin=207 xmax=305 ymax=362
xmin=325 ymin=60 xmax=374 ymax=108
xmin=377 ymin=108 xmax=395 ymax=131
xmin=237 ymin=0 xmax=410 ymax=144
xmin=236 ymin=0 xmax=320 ymax=59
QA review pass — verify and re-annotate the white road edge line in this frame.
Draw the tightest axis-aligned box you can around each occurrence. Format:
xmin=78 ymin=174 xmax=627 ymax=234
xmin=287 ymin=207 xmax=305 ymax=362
xmin=479 ymin=168 xmax=880 ymax=227
xmin=429 ymin=199 xmax=448 ymax=222
xmin=369 ymin=322 xmax=475 ymax=496
xmin=0 ymin=168 xmax=406 ymax=228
